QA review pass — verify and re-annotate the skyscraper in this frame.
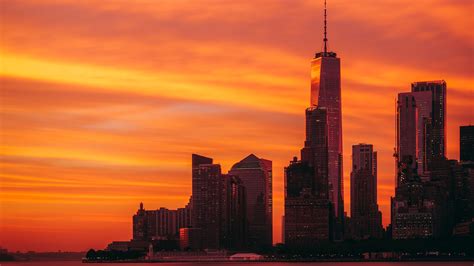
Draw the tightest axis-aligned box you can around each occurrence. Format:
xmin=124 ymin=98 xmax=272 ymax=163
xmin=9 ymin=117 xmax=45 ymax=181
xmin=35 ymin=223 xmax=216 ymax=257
xmin=301 ymin=107 xmax=329 ymax=199
xmin=284 ymin=0 xmax=342 ymax=243
xmin=285 ymin=107 xmax=332 ymax=245
xmin=284 ymin=159 xmax=332 ymax=245
xmin=460 ymin=125 xmax=474 ymax=163
xmin=457 ymin=125 xmax=474 ymax=231
xmin=396 ymin=93 xmax=418 ymax=186
xmin=410 ymin=91 xmax=432 ymax=175
xmin=222 ymin=174 xmax=247 ymax=249
xmin=229 ymin=154 xmax=272 ymax=248
xmin=191 ymin=154 xmax=223 ymax=249
xmin=392 ymin=81 xmax=450 ymax=240
xmin=395 ymin=81 xmax=447 ymax=184
xmin=310 ymin=0 xmax=344 ymax=232
xmin=350 ymin=144 xmax=383 ymax=239
xmin=411 ymin=81 xmax=447 ymax=168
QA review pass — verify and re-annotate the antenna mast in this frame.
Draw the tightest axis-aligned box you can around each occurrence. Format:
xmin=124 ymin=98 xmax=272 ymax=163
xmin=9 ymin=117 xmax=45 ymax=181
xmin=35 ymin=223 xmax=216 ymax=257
xmin=324 ymin=0 xmax=328 ymax=54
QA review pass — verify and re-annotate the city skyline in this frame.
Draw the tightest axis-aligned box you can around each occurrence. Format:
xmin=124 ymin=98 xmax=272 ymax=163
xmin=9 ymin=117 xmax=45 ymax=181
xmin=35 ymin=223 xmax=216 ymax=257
xmin=1 ymin=0 xmax=473 ymax=252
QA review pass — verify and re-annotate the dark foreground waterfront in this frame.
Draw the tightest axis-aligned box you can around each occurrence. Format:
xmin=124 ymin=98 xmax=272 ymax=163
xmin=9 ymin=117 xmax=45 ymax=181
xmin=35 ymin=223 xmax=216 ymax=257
xmin=1 ymin=262 xmax=473 ymax=266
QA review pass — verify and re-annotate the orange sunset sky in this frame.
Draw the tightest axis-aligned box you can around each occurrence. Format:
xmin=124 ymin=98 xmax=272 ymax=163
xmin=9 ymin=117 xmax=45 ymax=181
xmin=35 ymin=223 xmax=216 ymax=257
xmin=0 ymin=0 xmax=473 ymax=252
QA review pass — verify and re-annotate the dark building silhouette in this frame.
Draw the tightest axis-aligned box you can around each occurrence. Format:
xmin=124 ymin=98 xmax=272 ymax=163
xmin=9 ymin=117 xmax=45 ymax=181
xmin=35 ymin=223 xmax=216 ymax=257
xmin=391 ymin=157 xmax=470 ymax=239
xmin=285 ymin=159 xmax=332 ymax=246
xmin=396 ymin=93 xmax=418 ymax=186
xmin=229 ymin=154 xmax=272 ymax=248
xmin=177 ymin=197 xmax=192 ymax=234
xmin=179 ymin=228 xmax=202 ymax=251
xmin=391 ymin=167 xmax=438 ymax=239
xmin=301 ymin=107 xmax=330 ymax=199
xmin=311 ymin=2 xmax=344 ymax=238
xmin=132 ymin=199 xmax=192 ymax=241
xmin=395 ymin=81 xmax=447 ymax=184
xmin=391 ymin=81 xmax=461 ymax=240
xmin=459 ymin=126 xmax=474 ymax=234
xmin=285 ymin=107 xmax=332 ymax=246
xmin=155 ymin=208 xmax=177 ymax=239
xmin=460 ymin=125 xmax=474 ymax=163
xmin=429 ymin=156 xmax=474 ymax=237
xmin=281 ymin=215 xmax=285 ymax=244
xmin=350 ymin=144 xmax=383 ymax=239
xmin=222 ymin=174 xmax=247 ymax=249
xmin=343 ymin=212 xmax=354 ymax=240
xmin=133 ymin=202 xmax=147 ymax=241
xmin=191 ymin=154 xmax=223 ymax=249
xmin=190 ymin=154 xmax=250 ymax=250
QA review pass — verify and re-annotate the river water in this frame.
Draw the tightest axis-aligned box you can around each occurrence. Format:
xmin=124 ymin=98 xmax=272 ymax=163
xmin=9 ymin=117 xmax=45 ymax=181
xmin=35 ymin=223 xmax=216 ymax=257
xmin=0 ymin=261 xmax=471 ymax=266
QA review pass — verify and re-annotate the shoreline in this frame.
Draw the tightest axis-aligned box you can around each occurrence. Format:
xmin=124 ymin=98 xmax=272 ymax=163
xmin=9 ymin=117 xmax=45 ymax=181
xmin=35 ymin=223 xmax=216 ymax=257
xmin=82 ymin=258 xmax=473 ymax=263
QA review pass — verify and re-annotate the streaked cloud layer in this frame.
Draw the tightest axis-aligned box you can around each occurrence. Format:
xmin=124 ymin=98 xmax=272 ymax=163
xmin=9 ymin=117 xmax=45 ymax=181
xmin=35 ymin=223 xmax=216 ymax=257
xmin=1 ymin=0 xmax=472 ymax=251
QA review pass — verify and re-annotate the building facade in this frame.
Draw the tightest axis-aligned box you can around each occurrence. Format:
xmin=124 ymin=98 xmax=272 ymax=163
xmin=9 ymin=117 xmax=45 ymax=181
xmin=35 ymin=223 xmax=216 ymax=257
xmin=177 ymin=197 xmax=192 ymax=235
xmin=460 ymin=125 xmax=474 ymax=163
xmin=392 ymin=81 xmax=451 ymax=239
xmin=285 ymin=107 xmax=332 ymax=246
xmin=285 ymin=159 xmax=332 ymax=246
xmin=133 ymin=202 xmax=147 ymax=241
xmin=391 ymin=179 xmax=439 ymax=239
xmin=396 ymin=93 xmax=418 ymax=186
xmin=132 ymin=200 xmax=192 ymax=242
xmin=228 ymin=154 xmax=272 ymax=248
xmin=396 ymin=81 xmax=447 ymax=184
xmin=179 ymin=228 xmax=203 ymax=251
xmin=222 ymin=174 xmax=247 ymax=249
xmin=191 ymin=154 xmax=223 ymax=249
xmin=410 ymin=91 xmax=433 ymax=175
xmin=411 ymin=80 xmax=447 ymax=170
xmin=311 ymin=42 xmax=344 ymax=237
xmin=350 ymin=144 xmax=383 ymax=239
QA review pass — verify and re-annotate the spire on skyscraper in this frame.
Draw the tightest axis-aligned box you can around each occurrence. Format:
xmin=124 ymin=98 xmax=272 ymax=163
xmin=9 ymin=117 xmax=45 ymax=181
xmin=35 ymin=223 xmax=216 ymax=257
xmin=323 ymin=0 xmax=328 ymax=54
xmin=315 ymin=0 xmax=336 ymax=58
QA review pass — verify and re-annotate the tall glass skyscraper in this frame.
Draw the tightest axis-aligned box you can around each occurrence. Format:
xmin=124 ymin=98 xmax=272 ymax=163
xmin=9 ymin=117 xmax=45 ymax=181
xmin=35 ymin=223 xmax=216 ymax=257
xmin=410 ymin=91 xmax=433 ymax=175
xmin=310 ymin=2 xmax=344 ymax=234
xmin=392 ymin=81 xmax=449 ymax=240
xmin=395 ymin=80 xmax=447 ymax=186
xmin=284 ymin=0 xmax=343 ymax=243
xmin=411 ymin=80 xmax=447 ymax=171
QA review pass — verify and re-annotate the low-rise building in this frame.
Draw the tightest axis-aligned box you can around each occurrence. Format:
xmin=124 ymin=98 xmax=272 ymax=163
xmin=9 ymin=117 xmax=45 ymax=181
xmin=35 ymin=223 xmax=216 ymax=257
xmin=179 ymin=227 xmax=203 ymax=251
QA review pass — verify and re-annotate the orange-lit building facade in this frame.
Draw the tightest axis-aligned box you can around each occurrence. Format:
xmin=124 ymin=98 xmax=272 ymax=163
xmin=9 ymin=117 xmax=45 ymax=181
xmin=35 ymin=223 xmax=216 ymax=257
xmin=310 ymin=52 xmax=344 ymax=234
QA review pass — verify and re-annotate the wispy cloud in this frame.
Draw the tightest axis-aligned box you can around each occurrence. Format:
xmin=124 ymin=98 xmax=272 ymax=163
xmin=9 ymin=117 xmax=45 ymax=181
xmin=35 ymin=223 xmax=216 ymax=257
xmin=1 ymin=0 xmax=472 ymax=251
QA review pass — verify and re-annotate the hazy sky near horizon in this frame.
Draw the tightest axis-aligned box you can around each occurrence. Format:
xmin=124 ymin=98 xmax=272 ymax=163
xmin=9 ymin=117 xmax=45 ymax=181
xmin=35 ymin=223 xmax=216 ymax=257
xmin=1 ymin=0 xmax=473 ymax=251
